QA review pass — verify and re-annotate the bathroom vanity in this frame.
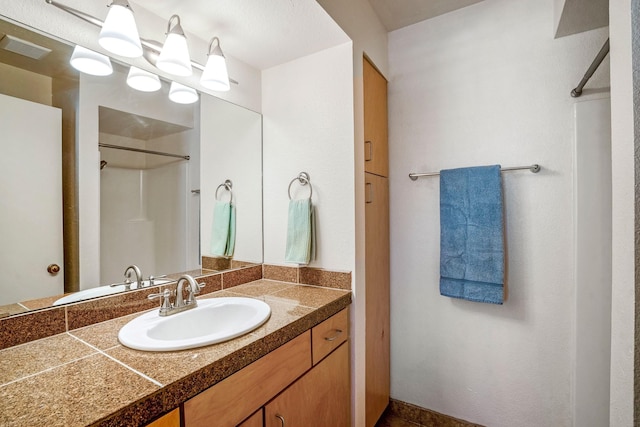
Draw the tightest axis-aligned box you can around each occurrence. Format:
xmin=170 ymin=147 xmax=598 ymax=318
xmin=0 ymin=279 xmax=351 ymax=426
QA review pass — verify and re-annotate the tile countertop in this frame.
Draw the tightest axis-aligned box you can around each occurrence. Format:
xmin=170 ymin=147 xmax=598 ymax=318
xmin=0 ymin=280 xmax=352 ymax=427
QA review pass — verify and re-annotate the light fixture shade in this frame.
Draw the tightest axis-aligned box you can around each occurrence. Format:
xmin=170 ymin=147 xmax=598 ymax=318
xmin=70 ymin=45 xmax=113 ymax=76
xmin=169 ymin=81 xmax=198 ymax=104
xmin=200 ymin=37 xmax=230 ymax=92
xmin=98 ymin=1 xmax=143 ymax=58
xmin=156 ymin=15 xmax=192 ymax=76
xmin=127 ymin=67 xmax=161 ymax=92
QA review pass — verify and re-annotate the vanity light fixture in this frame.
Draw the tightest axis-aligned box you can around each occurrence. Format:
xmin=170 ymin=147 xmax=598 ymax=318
xmin=169 ymin=81 xmax=199 ymax=104
xmin=69 ymin=45 xmax=113 ymax=76
xmin=200 ymin=37 xmax=230 ymax=92
xmin=156 ymin=15 xmax=192 ymax=77
xmin=98 ymin=0 xmax=143 ymax=58
xmin=46 ymin=0 xmax=238 ymax=89
xmin=126 ymin=66 xmax=162 ymax=92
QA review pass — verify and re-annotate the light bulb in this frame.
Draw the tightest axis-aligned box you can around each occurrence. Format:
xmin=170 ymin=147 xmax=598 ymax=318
xmin=169 ymin=81 xmax=198 ymax=104
xmin=98 ymin=0 xmax=143 ymax=58
xmin=200 ymin=37 xmax=230 ymax=92
xmin=69 ymin=45 xmax=113 ymax=76
xmin=126 ymin=67 xmax=161 ymax=92
xmin=156 ymin=15 xmax=192 ymax=76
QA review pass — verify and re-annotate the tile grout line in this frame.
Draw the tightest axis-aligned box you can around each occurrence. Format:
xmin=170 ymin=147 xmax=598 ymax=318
xmin=67 ymin=333 xmax=164 ymax=388
xmin=0 ymin=342 xmax=97 ymax=388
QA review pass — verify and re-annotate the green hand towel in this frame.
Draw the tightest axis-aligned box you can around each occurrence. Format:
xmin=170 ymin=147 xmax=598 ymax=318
xmin=285 ymin=198 xmax=316 ymax=264
xmin=225 ymin=204 xmax=236 ymax=257
xmin=211 ymin=201 xmax=235 ymax=257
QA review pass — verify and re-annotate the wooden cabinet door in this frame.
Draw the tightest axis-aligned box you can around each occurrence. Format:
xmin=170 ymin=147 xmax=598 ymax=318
xmin=265 ymin=342 xmax=350 ymax=427
xmin=238 ymin=409 xmax=263 ymax=427
xmin=363 ymin=57 xmax=388 ymax=177
xmin=364 ymin=172 xmax=390 ymax=426
xmin=184 ymin=331 xmax=311 ymax=427
xmin=146 ymin=409 xmax=180 ymax=427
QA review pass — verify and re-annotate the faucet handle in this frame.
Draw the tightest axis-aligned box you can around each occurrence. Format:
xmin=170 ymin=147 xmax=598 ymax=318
xmin=147 ymin=275 xmax=168 ymax=286
xmin=148 ymin=288 xmax=172 ymax=311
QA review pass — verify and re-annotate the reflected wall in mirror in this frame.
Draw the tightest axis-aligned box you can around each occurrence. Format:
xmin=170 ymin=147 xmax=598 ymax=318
xmin=0 ymin=17 xmax=263 ymax=317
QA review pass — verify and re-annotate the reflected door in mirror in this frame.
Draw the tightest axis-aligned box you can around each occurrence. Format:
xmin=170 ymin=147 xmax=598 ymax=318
xmin=0 ymin=93 xmax=63 ymax=305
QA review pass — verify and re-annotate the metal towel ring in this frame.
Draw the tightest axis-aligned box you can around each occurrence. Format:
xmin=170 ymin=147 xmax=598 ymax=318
xmin=215 ymin=179 xmax=233 ymax=203
xmin=288 ymin=172 xmax=312 ymax=200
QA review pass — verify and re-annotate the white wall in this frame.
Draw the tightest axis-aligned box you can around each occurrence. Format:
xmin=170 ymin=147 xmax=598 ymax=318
xmin=200 ymin=95 xmax=263 ymax=264
xmin=573 ymin=97 xmax=611 ymax=427
xmin=387 ymin=0 xmax=609 ymax=425
xmin=608 ymin=0 xmax=635 ymax=425
xmin=262 ymin=43 xmax=354 ymax=271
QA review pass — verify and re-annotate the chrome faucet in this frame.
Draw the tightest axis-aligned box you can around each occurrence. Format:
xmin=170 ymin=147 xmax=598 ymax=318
xmin=148 ymin=274 xmax=205 ymax=316
xmin=123 ymin=265 xmax=142 ymax=290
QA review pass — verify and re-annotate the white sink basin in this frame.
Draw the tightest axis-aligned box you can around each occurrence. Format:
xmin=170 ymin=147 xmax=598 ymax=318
xmin=118 ymin=297 xmax=271 ymax=351
xmin=52 ymin=279 xmax=172 ymax=306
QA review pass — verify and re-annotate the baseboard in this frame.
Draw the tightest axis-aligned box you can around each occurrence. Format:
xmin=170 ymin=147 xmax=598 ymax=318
xmin=388 ymin=398 xmax=485 ymax=427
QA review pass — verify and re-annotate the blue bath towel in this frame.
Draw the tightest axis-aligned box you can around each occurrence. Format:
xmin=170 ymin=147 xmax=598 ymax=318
xmin=210 ymin=201 xmax=236 ymax=257
xmin=439 ymin=165 xmax=505 ymax=304
xmin=285 ymin=198 xmax=316 ymax=265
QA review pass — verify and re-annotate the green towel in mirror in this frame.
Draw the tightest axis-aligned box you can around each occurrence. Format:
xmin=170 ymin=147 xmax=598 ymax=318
xmin=211 ymin=201 xmax=236 ymax=257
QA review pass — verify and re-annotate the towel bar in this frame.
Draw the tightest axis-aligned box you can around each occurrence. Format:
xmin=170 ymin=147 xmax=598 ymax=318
xmin=288 ymin=172 xmax=313 ymax=200
xmin=409 ymin=164 xmax=541 ymax=181
xmin=215 ymin=179 xmax=233 ymax=203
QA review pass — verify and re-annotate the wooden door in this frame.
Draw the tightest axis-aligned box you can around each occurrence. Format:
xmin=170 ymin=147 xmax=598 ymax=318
xmin=265 ymin=342 xmax=350 ymax=427
xmin=364 ymin=172 xmax=390 ymax=426
xmin=0 ymin=94 xmax=63 ymax=305
xmin=363 ymin=57 xmax=388 ymax=177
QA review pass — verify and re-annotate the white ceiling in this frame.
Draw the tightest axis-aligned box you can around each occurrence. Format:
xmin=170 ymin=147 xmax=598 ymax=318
xmin=133 ymin=0 xmax=349 ymax=71
xmin=367 ymin=0 xmax=485 ymax=31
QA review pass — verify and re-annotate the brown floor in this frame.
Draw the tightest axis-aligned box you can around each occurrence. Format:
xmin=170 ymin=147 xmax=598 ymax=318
xmin=375 ymin=412 xmax=423 ymax=427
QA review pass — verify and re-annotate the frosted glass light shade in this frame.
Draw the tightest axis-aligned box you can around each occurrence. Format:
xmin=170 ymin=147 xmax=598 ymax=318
xmin=169 ymin=82 xmax=198 ymax=104
xmin=70 ymin=45 xmax=113 ymax=76
xmin=200 ymin=54 xmax=230 ymax=91
xmin=157 ymin=33 xmax=192 ymax=76
xmin=98 ymin=1 xmax=142 ymax=58
xmin=127 ymin=67 xmax=161 ymax=92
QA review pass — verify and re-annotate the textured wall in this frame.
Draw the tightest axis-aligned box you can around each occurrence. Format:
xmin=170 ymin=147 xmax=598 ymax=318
xmin=632 ymin=0 xmax=640 ymax=422
xmin=609 ymin=0 xmax=636 ymax=425
xmin=262 ymin=43 xmax=354 ymax=271
xmin=387 ymin=0 xmax=609 ymax=425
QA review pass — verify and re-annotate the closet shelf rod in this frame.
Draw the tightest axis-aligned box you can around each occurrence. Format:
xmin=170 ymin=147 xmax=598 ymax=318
xmin=408 ymin=164 xmax=541 ymax=181
xmin=571 ymin=38 xmax=609 ymax=97
xmin=99 ymin=143 xmax=190 ymax=160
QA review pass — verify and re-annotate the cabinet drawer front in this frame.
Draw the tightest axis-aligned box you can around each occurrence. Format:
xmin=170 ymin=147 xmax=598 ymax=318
xmin=312 ymin=308 xmax=348 ymax=365
xmin=184 ymin=331 xmax=311 ymax=427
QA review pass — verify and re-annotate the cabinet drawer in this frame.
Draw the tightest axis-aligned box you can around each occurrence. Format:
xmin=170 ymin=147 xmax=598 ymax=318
xmin=312 ymin=308 xmax=348 ymax=365
xmin=184 ymin=331 xmax=311 ymax=427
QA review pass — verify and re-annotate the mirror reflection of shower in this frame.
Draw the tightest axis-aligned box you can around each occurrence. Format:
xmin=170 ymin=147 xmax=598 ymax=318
xmin=98 ymin=106 xmax=200 ymax=285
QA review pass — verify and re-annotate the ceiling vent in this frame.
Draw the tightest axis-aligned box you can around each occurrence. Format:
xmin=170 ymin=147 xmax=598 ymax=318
xmin=0 ymin=34 xmax=52 ymax=60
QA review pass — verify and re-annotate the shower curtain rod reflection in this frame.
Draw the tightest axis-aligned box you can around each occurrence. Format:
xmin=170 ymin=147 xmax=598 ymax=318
xmin=99 ymin=143 xmax=190 ymax=160
xmin=408 ymin=164 xmax=541 ymax=181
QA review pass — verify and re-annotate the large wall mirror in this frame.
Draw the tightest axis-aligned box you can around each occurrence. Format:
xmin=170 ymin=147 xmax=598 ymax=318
xmin=0 ymin=16 xmax=263 ymax=317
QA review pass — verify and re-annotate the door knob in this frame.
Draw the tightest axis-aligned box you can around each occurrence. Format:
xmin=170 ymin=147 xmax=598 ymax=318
xmin=47 ymin=264 xmax=61 ymax=275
